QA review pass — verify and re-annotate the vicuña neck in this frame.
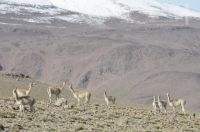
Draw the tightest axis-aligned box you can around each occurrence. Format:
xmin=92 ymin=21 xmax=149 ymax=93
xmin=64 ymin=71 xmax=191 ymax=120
xmin=104 ymin=92 xmax=107 ymax=97
xmin=153 ymin=96 xmax=156 ymax=102
xmin=167 ymin=94 xmax=171 ymax=103
xmin=14 ymin=89 xmax=19 ymax=100
xmin=29 ymin=83 xmax=32 ymax=90
xmin=70 ymin=85 xmax=75 ymax=93
xmin=158 ymin=96 xmax=160 ymax=101
xmin=61 ymin=82 xmax=66 ymax=89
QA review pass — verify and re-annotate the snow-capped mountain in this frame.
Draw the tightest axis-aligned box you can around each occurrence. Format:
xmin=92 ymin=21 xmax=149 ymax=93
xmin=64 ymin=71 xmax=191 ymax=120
xmin=50 ymin=0 xmax=200 ymax=18
xmin=0 ymin=0 xmax=200 ymax=24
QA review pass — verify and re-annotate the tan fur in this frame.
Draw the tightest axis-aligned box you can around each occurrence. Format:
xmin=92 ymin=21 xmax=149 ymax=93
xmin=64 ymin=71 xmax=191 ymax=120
xmin=47 ymin=81 xmax=66 ymax=104
xmin=69 ymin=84 xmax=91 ymax=105
xmin=166 ymin=93 xmax=186 ymax=113
xmin=13 ymin=88 xmax=35 ymax=112
xmin=152 ymin=96 xmax=159 ymax=112
xmin=157 ymin=96 xmax=167 ymax=113
xmin=13 ymin=82 xmax=35 ymax=98
xmin=104 ymin=91 xmax=116 ymax=106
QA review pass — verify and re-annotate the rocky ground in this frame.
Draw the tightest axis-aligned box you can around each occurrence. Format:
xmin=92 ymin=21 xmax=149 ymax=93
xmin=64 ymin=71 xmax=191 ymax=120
xmin=1 ymin=3 xmax=200 ymax=130
xmin=0 ymin=75 xmax=200 ymax=132
xmin=0 ymin=99 xmax=199 ymax=132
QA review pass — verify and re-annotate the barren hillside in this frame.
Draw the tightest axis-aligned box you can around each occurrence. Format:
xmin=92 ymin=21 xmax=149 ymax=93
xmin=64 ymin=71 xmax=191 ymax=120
xmin=1 ymin=0 xmax=200 ymax=112
xmin=1 ymin=19 xmax=200 ymax=111
xmin=0 ymin=76 xmax=199 ymax=132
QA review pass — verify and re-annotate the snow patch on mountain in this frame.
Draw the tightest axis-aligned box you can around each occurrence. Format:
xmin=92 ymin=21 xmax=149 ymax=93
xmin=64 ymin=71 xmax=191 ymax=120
xmin=49 ymin=0 xmax=200 ymax=18
xmin=1 ymin=0 xmax=52 ymax=6
xmin=0 ymin=0 xmax=200 ymax=24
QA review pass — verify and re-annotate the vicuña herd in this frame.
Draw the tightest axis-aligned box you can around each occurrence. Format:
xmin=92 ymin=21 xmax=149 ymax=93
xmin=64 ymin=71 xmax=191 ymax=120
xmin=152 ymin=93 xmax=186 ymax=114
xmin=11 ymin=81 xmax=187 ymax=114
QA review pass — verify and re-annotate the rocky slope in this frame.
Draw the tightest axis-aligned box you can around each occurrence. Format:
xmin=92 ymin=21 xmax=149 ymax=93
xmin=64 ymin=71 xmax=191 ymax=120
xmin=0 ymin=64 xmax=200 ymax=132
xmin=1 ymin=19 xmax=200 ymax=111
xmin=1 ymin=1 xmax=200 ymax=112
xmin=1 ymin=100 xmax=200 ymax=132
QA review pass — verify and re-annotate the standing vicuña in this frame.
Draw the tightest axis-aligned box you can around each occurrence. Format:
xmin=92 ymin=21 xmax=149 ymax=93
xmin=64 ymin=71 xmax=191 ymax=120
xmin=166 ymin=93 xmax=186 ymax=113
xmin=47 ymin=81 xmax=66 ymax=104
xmin=13 ymin=88 xmax=35 ymax=112
xmin=157 ymin=96 xmax=167 ymax=113
xmin=152 ymin=96 xmax=159 ymax=112
xmin=69 ymin=84 xmax=91 ymax=106
xmin=13 ymin=82 xmax=35 ymax=98
xmin=104 ymin=91 xmax=116 ymax=106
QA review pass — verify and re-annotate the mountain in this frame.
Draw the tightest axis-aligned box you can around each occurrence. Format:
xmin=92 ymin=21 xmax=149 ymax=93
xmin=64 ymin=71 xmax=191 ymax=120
xmin=49 ymin=0 xmax=200 ymax=18
xmin=0 ymin=0 xmax=200 ymax=24
xmin=0 ymin=0 xmax=200 ymax=112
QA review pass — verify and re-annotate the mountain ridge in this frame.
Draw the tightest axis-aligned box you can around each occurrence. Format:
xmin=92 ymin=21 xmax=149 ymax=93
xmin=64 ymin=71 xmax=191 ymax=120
xmin=1 ymin=0 xmax=200 ymax=24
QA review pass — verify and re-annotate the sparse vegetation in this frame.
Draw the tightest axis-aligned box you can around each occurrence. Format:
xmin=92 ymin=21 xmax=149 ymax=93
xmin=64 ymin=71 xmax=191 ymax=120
xmin=0 ymin=71 xmax=200 ymax=131
xmin=0 ymin=99 xmax=200 ymax=131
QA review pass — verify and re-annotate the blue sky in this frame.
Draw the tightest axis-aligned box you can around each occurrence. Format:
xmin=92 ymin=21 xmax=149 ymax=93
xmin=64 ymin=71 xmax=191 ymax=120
xmin=159 ymin=0 xmax=200 ymax=11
